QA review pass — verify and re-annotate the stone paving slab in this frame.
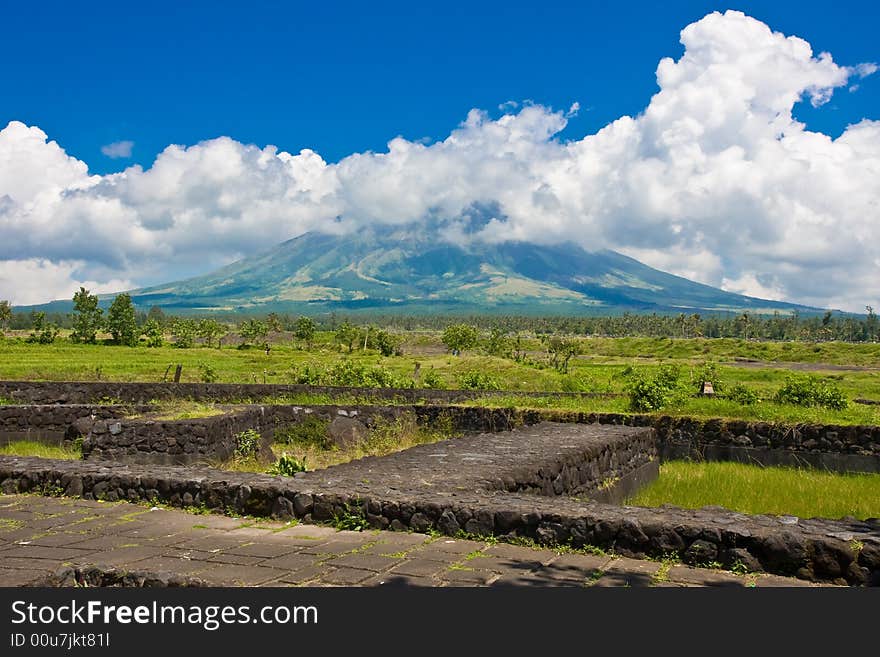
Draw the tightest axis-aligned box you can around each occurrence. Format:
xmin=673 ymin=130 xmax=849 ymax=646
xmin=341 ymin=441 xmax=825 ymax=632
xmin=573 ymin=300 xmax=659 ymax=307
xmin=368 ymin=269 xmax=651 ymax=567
xmin=1 ymin=494 xmax=834 ymax=588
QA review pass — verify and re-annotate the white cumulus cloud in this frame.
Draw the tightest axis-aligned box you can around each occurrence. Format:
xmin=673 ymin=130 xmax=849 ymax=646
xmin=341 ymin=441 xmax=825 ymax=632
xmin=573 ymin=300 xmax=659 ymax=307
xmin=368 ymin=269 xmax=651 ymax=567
xmin=0 ymin=10 xmax=877 ymax=311
xmin=100 ymin=140 xmax=134 ymax=158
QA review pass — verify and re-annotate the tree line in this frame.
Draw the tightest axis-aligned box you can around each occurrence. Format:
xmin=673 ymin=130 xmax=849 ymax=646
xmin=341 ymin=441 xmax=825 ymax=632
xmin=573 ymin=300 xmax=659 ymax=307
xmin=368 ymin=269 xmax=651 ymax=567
xmin=0 ymin=294 xmax=877 ymax=345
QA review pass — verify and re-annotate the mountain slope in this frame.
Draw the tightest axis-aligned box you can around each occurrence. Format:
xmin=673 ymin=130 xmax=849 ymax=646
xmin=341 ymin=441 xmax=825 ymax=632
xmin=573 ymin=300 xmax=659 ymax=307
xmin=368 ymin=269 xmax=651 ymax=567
xmin=120 ymin=228 xmax=822 ymax=315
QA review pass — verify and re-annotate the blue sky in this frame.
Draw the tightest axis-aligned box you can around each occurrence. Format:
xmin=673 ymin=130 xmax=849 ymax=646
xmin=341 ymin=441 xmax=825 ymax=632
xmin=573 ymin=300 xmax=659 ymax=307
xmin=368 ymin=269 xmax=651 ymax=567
xmin=0 ymin=2 xmax=878 ymax=311
xmin=3 ymin=0 xmax=877 ymax=173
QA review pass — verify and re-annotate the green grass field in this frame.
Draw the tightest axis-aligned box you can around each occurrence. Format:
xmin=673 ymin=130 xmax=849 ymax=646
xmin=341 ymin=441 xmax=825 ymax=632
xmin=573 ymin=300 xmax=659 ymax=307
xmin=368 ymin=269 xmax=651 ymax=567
xmin=0 ymin=440 xmax=81 ymax=460
xmin=627 ymin=461 xmax=880 ymax=520
xmin=1 ymin=333 xmax=879 ymax=425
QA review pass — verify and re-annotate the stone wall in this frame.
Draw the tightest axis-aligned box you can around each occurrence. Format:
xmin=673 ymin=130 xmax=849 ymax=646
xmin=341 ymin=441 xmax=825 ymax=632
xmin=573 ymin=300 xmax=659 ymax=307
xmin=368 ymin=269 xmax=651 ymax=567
xmin=1 ymin=454 xmax=876 ymax=585
xmin=79 ymin=408 xmax=275 ymax=466
xmin=0 ymin=404 xmax=143 ymax=445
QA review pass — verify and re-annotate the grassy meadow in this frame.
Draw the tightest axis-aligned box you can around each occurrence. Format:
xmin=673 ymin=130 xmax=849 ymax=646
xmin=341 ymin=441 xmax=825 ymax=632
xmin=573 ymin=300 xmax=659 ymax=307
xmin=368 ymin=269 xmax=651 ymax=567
xmin=627 ymin=460 xmax=880 ymax=520
xmin=1 ymin=330 xmax=879 ymax=425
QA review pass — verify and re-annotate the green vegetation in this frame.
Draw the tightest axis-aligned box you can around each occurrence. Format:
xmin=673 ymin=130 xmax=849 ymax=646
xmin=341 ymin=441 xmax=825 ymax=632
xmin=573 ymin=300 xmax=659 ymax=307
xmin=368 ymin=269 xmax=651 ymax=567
xmin=149 ymin=401 xmax=226 ymax=421
xmin=774 ymin=374 xmax=848 ymax=410
xmin=628 ymin=461 xmax=880 ymax=520
xmin=267 ymin=453 xmax=308 ymax=475
xmin=0 ymin=440 xmax=82 ymax=460
xmin=233 ymin=428 xmax=261 ymax=462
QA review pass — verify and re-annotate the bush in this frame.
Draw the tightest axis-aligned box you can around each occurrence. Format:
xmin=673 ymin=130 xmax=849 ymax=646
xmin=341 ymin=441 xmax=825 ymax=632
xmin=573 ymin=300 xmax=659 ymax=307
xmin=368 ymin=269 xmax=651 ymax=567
xmin=774 ymin=375 xmax=848 ymax=410
xmin=724 ymin=384 xmax=759 ymax=405
xmin=198 ymin=362 xmax=218 ymax=383
xmin=421 ymin=367 xmax=443 ymax=389
xmin=267 ymin=453 xmax=307 ymax=476
xmin=457 ymin=370 xmax=501 ymax=391
xmin=626 ymin=365 xmax=684 ymax=412
xmin=690 ymin=361 xmax=723 ymax=394
xmin=233 ymin=429 xmax=261 ymax=462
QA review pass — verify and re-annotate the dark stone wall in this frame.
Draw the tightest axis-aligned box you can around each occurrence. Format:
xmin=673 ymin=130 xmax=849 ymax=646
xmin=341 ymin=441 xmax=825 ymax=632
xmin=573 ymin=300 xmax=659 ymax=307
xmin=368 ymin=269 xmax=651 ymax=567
xmin=0 ymin=405 xmax=144 ymax=445
xmin=1 ymin=454 xmax=876 ymax=586
xmin=80 ymin=408 xmax=275 ymax=466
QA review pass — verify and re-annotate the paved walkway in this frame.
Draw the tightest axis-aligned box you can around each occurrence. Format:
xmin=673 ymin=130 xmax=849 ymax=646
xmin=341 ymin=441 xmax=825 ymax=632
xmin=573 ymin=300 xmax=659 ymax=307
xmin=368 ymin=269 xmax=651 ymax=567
xmin=0 ymin=494 xmax=827 ymax=588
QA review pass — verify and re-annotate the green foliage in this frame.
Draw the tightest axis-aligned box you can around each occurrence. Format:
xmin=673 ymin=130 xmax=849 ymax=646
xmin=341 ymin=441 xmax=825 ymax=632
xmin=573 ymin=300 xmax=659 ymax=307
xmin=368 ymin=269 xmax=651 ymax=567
xmin=332 ymin=503 xmax=370 ymax=531
xmin=170 ymin=318 xmax=198 ymax=348
xmin=774 ymin=375 xmax=848 ymax=410
xmin=267 ymin=452 xmax=308 ymax=476
xmin=274 ymin=416 xmax=332 ymax=450
xmin=197 ymin=318 xmax=225 ymax=348
xmin=690 ymin=361 xmax=723 ymax=394
xmin=294 ymin=315 xmax=316 ymax=347
xmin=0 ymin=300 xmax=11 ymax=330
xmin=70 ymin=287 xmax=103 ymax=344
xmin=107 ymin=293 xmax=139 ymax=346
xmin=141 ymin=319 xmax=164 ymax=347
xmin=373 ymin=329 xmax=402 ymax=356
xmin=725 ymin=384 xmax=759 ymax=405
xmin=421 ymin=367 xmax=443 ymax=389
xmin=442 ymin=323 xmax=478 ymax=355
xmin=197 ymin=362 xmax=218 ymax=383
xmin=626 ymin=364 xmax=684 ymax=411
xmin=27 ymin=311 xmax=59 ymax=344
xmin=543 ymin=335 xmax=581 ymax=373
xmin=233 ymin=428 xmax=261 ymax=462
xmin=239 ymin=319 xmax=268 ymax=346
xmin=334 ymin=320 xmax=359 ymax=353
xmin=457 ymin=370 xmax=501 ymax=390
xmin=484 ymin=326 xmax=511 ymax=357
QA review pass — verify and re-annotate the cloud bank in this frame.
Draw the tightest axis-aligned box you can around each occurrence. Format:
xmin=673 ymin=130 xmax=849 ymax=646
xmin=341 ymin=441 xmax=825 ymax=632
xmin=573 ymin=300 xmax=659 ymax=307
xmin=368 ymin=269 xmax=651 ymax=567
xmin=0 ymin=10 xmax=877 ymax=310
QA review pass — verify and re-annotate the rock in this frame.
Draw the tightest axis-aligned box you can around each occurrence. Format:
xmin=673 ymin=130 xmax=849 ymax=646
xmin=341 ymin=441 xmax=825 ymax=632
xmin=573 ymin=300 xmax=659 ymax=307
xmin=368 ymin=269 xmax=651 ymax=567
xmin=409 ymin=512 xmax=431 ymax=533
xmin=293 ymin=493 xmax=313 ymax=516
xmin=684 ymin=540 xmax=718 ymax=566
xmin=720 ymin=548 xmax=763 ymax=573
xmin=271 ymin=496 xmax=294 ymax=520
xmin=327 ymin=416 xmax=368 ymax=449
xmin=437 ymin=510 xmax=460 ymax=536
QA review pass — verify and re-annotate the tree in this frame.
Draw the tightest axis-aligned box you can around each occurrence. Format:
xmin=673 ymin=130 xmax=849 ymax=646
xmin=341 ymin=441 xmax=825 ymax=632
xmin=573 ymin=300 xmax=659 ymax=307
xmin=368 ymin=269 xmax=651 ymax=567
xmin=0 ymin=300 xmax=11 ymax=332
xmin=266 ymin=313 xmax=284 ymax=333
xmin=107 ymin=294 xmax=138 ymax=346
xmin=294 ymin=316 xmax=316 ymax=349
xmin=373 ymin=329 xmax=402 ymax=357
xmin=334 ymin=320 xmax=359 ymax=353
xmin=543 ymin=336 xmax=580 ymax=373
xmin=146 ymin=305 xmax=166 ymax=325
xmin=141 ymin=319 xmax=164 ymax=347
xmin=170 ymin=318 xmax=197 ymax=348
xmin=197 ymin=318 xmax=226 ymax=348
xmin=71 ymin=287 xmax=103 ymax=343
xmin=27 ymin=311 xmax=59 ymax=344
xmin=484 ymin=326 xmax=510 ymax=357
xmin=239 ymin=319 xmax=268 ymax=347
xmin=441 ymin=323 xmax=478 ymax=355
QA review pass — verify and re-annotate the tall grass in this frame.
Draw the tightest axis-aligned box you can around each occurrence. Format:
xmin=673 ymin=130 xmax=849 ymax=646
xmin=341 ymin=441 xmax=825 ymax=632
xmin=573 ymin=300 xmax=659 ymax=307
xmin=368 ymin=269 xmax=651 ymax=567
xmin=0 ymin=440 xmax=81 ymax=460
xmin=627 ymin=461 xmax=880 ymax=520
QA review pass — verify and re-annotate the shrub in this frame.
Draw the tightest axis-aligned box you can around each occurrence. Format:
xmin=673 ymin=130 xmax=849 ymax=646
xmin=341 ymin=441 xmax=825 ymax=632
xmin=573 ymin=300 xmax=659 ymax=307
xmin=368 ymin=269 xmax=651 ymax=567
xmin=626 ymin=365 xmax=684 ymax=412
xmin=774 ymin=375 xmax=848 ymax=410
xmin=198 ymin=362 xmax=218 ymax=383
xmin=267 ymin=453 xmax=307 ymax=476
xmin=724 ymin=384 xmax=759 ymax=405
xmin=233 ymin=429 xmax=261 ymax=462
xmin=690 ymin=361 xmax=723 ymax=394
xmin=421 ymin=367 xmax=443 ymax=389
xmin=442 ymin=323 xmax=478 ymax=355
xmin=458 ymin=370 xmax=501 ymax=391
